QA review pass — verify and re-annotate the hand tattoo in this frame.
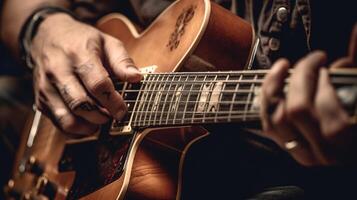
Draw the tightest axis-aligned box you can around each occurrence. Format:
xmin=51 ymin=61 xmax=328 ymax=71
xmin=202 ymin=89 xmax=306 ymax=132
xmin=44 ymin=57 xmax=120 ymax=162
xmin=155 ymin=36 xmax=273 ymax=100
xmin=75 ymin=63 xmax=95 ymax=74
xmin=77 ymin=102 xmax=98 ymax=111
xmin=102 ymin=91 xmax=111 ymax=100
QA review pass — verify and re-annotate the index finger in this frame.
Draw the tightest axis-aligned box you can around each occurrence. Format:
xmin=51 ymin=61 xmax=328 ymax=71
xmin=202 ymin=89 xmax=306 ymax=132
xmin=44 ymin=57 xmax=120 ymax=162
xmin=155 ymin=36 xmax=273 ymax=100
xmin=348 ymin=24 xmax=357 ymax=64
xmin=74 ymin=55 xmax=127 ymax=120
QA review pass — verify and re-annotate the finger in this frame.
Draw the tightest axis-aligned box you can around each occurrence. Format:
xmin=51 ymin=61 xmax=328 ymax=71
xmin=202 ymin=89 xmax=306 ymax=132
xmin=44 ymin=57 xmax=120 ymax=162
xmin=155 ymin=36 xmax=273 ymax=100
xmin=74 ymin=52 xmax=127 ymax=120
xmin=287 ymin=51 xmax=331 ymax=165
xmin=348 ymin=24 xmax=357 ymax=64
xmin=54 ymin=75 xmax=110 ymax=124
xmin=330 ymin=57 xmax=355 ymax=69
xmin=269 ymin=100 xmax=317 ymax=166
xmin=260 ymin=58 xmax=290 ymax=132
xmin=315 ymin=68 xmax=350 ymax=146
xmin=35 ymin=70 xmax=98 ymax=135
xmin=259 ymin=59 xmax=316 ymax=165
xmin=289 ymin=51 xmax=327 ymax=106
xmin=103 ymin=35 xmax=142 ymax=83
xmin=44 ymin=53 xmax=110 ymax=124
xmin=330 ymin=24 xmax=357 ymax=68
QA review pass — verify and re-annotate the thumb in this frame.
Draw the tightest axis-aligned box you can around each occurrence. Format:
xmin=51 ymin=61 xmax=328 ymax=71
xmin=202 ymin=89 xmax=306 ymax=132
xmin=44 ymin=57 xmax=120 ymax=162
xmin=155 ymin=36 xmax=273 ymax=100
xmin=103 ymin=35 xmax=142 ymax=82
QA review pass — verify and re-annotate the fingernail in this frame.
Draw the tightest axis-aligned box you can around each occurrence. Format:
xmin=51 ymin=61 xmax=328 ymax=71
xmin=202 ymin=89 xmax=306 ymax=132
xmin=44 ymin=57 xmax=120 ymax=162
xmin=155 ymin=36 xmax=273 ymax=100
xmin=126 ymin=65 xmax=143 ymax=81
xmin=127 ymin=65 xmax=140 ymax=73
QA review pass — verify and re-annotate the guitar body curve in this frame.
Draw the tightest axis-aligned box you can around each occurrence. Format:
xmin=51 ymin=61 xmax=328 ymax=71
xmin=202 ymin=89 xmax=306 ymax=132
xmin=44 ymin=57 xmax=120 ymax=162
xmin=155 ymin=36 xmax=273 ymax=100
xmin=7 ymin=0 xmax=253 ymax=199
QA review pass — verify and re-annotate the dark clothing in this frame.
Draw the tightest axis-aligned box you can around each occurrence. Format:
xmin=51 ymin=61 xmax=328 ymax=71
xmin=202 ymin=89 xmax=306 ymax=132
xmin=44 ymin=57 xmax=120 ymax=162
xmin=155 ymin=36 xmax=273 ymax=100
xmin=0 ymin=0 xmax=356 ymax=199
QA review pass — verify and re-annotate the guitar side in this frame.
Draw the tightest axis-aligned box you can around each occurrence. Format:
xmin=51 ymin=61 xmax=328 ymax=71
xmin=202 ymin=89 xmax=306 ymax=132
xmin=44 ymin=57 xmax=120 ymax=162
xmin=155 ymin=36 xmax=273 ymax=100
xmin=94 ymin=0 xmax=253 ymax=198
xmin=6 ymin=0 xmax=253 ymax=199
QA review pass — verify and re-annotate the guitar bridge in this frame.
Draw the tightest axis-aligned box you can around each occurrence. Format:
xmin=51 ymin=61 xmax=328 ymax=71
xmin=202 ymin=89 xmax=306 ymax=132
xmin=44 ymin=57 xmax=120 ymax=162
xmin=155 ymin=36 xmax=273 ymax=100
xmin=110 ymin=120 xmax=133 ymax=135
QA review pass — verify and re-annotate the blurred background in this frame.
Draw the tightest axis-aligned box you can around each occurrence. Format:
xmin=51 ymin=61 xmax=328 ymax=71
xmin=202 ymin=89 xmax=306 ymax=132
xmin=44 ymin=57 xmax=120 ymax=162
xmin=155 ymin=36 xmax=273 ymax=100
xmin=0 ymin=0 xmax=34 ymax=198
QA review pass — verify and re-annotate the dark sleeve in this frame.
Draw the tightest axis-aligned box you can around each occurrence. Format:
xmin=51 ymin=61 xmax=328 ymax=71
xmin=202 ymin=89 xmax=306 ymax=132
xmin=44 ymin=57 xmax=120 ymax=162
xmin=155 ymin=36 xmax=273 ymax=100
xmin=129 ymin=0 xmax=173 ymax=27
xmin=310 ymin=1 xmax=357 ymax=63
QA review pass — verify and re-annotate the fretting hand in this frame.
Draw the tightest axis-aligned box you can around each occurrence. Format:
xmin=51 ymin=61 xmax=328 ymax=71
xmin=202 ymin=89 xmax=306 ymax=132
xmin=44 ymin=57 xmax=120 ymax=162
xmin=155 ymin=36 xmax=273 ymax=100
xmin=32 ymin=13 xmax=142 ymax=136
xmin=260 ymin=25 xmax=357 ymax=166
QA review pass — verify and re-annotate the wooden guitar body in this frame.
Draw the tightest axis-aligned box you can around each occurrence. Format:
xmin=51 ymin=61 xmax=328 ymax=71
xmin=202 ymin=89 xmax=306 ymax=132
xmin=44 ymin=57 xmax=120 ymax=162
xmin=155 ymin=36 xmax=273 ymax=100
xmin=6 ymin=0 xmax=253 ymax=199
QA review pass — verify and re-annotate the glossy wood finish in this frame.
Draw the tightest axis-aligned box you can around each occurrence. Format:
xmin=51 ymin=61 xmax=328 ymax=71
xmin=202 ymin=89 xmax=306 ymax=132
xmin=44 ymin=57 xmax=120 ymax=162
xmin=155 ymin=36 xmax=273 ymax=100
xmin=7 ymin=0 xmax=253 ymax=199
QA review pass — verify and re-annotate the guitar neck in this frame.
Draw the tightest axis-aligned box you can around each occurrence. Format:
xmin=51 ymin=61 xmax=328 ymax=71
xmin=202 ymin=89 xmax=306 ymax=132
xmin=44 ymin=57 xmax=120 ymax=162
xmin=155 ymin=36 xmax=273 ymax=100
xmin=111 ymin=69 xmax=357 ymax=133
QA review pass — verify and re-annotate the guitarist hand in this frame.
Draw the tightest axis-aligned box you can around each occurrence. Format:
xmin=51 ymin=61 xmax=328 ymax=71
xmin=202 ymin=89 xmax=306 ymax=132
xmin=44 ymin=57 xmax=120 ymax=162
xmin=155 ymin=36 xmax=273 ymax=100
xmin=260 ymin=25 xmax=357 ymax=166
xmin=31 ymin=13 xmax=142 ymax=136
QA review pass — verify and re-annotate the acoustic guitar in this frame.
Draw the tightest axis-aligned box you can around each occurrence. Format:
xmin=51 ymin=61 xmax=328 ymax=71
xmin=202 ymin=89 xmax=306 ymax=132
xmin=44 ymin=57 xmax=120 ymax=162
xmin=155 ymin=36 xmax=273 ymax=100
xmin=5 ymin=0 xmax=357 ymax=199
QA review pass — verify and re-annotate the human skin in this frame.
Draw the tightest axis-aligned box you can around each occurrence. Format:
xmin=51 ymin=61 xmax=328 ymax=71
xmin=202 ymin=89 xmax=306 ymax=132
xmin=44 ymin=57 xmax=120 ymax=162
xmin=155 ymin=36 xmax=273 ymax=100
xmin=260 ymin=25 xmax=357 ymax=166
xmin=1 ymin=0 xmax=142 ymax=135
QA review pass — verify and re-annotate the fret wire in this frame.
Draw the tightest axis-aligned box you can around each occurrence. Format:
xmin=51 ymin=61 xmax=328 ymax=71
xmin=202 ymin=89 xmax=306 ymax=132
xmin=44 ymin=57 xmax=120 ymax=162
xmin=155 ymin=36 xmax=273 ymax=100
xmin=229 ymin=74 xmax=243 ymax=122
xmin=114 ymin=77 xmax=265 ymax=86
xmin=203 ymin=75 xmax=218 ymax=123
xmin=172 ymin=75 xmax=188 ymax=125
xmin=113 ymin=69 xmax=357 ymax=88
xmin=137 ymin=75 xmax=148 ymax=127
xmin=115 ymin=78 xmax=357 ymax=87
xmin=244 ymin=74 xmax=257 ymax=121
xmin=138 ymin=80 xmax=265 ymax=84
xmin=119 ymin=114 xmax=261 ymax=127
xmin=215 ymin=74 xmax=229 ymax=123
xmin=120 ymin=82 xmax=128 ymax=96
xmin=145 ymin=74 xmax=160 ymax=126
xmin=144 ymin=70 xmax=269 ymax=75
xmin=192 ymin=75 xmax=208 ymax=124
xmin=111 ymin=70 xmax=269 ymax=81
xmin=182 ymin=75 xmax=197 ymax=124
xmin=139 ymin=74 xmax=154 ymax=126
xmin=153 ymin=74 xmax=167 ymax=126
xmin=128 ymin=110 xmax=259 ymax=114
xmin=158 ymin=74 xmax=172 ymax=126
xmin=130 ymin=75 xmax=146 ymax=128
xmin=125 ymin=100 xmax=257 ymax=104
xmin=118 ymin=89 xmax=261 ymax=93
xmin=166 ymin=75 xmax=180 ymax=125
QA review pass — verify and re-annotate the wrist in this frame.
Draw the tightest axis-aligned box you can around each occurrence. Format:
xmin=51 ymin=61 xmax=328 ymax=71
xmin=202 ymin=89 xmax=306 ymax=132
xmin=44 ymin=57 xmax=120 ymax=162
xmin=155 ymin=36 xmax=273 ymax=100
xmin=19 ymin=7 xmax=78 ymax=70
xmin=40 ymin=13 xmax=77 ymax=30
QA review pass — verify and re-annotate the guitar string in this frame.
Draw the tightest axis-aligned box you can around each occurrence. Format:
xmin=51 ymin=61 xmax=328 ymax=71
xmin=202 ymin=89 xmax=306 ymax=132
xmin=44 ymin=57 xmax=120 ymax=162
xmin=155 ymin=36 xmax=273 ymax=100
xmin=109 ymin=71 xmax=357 ymax=129
xmin=113 ymin=115 xmax=261 ymax=128
xmin=120 ymin=89 xmax=260 ymax=93
xmin=124 ymin=100 xmax=256 ymax=104
xmin=110 ymin=69 xmax=357 ymax=78
xmin=125 ymin=110 xmax=260 ymax=114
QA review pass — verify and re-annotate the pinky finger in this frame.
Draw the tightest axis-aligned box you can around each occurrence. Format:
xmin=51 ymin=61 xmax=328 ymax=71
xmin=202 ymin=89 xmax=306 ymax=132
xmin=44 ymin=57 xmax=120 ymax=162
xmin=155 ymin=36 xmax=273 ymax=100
xmin=37 ymin=77 xmax=98 ymax=136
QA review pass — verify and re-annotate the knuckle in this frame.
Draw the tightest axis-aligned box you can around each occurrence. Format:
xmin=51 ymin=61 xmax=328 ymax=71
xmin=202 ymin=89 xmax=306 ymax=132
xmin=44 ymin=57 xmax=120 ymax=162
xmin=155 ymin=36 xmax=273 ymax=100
xmin=113 ymin=57 xmax=133 ymax=68
xmin=67 ymin=96 xmax=88 ymax=110
xmin=88 ymin=76 xmax=112 ymax=95
xmin=113 ymin=39 xmax=124 ymax=47
xmin=321 ymin=119 xmax=349 ymax=142
xmin=74 ymin=61 xmax=95 ymax=74
xmin=65 ymin=48 xmax=81 ymax=61
xmin=287 ymin=101 xmax=310 ymax=120
xmin=35 ymin=101 xmax=44 ymax=112
xmin=271 ymin=111 xmax=286 ymax=126
xmin=37 ymin=83 xmax=47 ymax=94
xmin=57 ymin=112 xmax=78 ymax=133
xmin=44 ymin=69 xmax=56 ymax=82
xmin=86 ymin=34 xmax=102 ymax=52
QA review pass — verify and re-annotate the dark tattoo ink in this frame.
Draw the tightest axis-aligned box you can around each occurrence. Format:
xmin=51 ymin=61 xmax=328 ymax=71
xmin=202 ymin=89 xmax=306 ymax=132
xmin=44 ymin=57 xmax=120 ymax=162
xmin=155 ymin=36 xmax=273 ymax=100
xmin=102 ymin=91 xmax=111 ymax=100
xmin=75 ymin=63 xmax=95 ymax=74
xmin=77 ymin=102 xmax=98 ymax=111
xmin=60 ymin=85 xmax=75 ymax=104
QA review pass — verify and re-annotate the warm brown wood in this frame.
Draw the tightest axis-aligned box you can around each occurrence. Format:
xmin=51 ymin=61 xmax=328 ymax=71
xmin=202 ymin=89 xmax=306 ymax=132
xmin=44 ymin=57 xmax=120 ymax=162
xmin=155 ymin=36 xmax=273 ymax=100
xmin=195 ymin=3 xmax=253 ymax=70
xmin=7 ymin=0 xmax=253 ymax=199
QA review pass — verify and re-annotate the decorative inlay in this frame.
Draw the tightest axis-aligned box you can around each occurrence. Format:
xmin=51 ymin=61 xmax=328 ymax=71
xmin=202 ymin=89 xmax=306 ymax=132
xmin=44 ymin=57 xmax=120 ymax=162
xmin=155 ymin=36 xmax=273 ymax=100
xmin=167 ymin=5 xmax=197 ymax=51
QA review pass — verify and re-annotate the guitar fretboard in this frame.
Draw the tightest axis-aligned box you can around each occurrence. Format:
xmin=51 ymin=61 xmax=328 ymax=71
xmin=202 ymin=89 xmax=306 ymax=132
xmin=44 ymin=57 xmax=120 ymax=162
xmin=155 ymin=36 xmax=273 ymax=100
xmin=111 ymin=70 xmax=357 ymax=132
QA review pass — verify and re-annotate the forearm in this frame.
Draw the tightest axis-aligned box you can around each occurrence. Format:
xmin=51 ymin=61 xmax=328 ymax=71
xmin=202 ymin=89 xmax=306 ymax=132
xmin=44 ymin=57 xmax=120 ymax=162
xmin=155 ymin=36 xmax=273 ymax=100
xmin=0 ymin=0 xmax=69 ymax=57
